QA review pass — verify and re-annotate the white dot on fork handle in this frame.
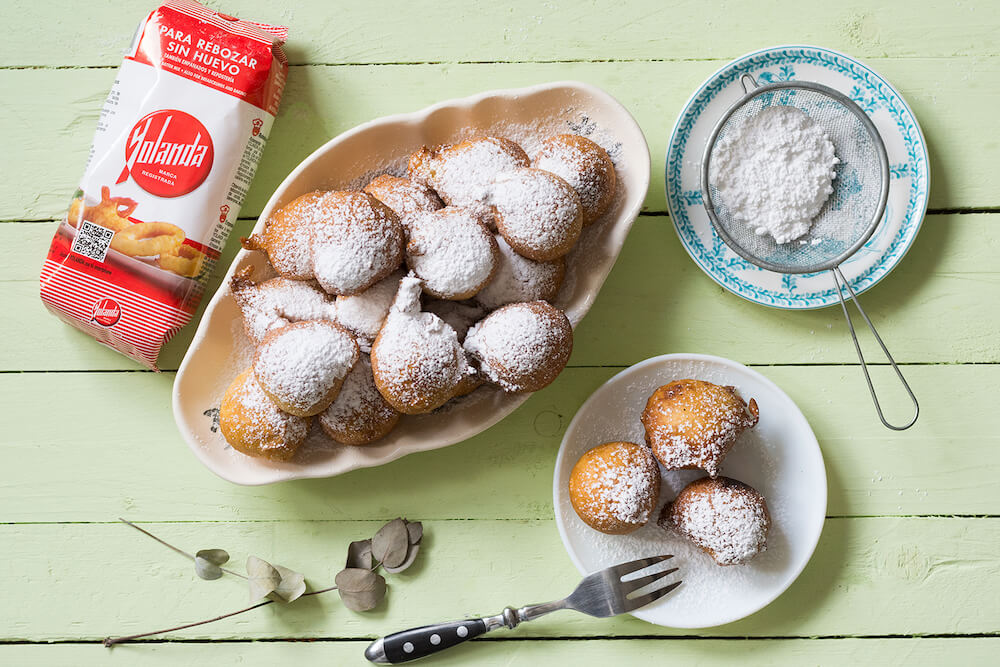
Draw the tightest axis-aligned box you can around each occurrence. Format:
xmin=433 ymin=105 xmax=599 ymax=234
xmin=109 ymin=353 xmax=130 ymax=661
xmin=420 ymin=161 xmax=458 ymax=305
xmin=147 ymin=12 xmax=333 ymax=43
xmin=403 ymin=642 xmax=414 ymax=653
xmin=430 ymin=634 xmax=441 ymax=645
xmin=457 ymin=626 xmax=469 ymax=638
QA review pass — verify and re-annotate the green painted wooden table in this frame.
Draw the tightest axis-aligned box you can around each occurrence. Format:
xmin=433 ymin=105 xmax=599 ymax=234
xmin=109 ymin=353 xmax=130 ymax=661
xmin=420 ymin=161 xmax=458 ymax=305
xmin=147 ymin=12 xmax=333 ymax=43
xmin=2 ymin=1 xmax=999 ymax=664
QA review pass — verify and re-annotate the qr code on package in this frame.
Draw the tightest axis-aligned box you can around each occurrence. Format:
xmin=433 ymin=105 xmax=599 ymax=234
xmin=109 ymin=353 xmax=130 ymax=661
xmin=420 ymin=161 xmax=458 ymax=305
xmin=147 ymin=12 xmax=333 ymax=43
xmin=70 ymin=220 xmax=115 ymax=262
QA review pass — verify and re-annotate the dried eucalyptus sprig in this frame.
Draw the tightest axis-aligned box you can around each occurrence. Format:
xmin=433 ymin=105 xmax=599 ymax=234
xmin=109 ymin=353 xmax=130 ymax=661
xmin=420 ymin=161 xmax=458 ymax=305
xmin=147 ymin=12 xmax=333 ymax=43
xmin=104 ymin=516 xmax=423 ymax=647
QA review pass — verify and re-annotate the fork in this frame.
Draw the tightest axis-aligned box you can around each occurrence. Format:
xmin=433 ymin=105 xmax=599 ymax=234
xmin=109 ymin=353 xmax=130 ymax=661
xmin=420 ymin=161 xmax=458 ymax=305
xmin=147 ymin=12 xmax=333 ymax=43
xmin=364 ymin=555 xmax=681 ymax=663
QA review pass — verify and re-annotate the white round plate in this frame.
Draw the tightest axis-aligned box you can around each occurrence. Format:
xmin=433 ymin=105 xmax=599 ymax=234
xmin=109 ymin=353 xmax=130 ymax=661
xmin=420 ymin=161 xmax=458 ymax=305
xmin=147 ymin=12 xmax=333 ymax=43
xmin=553 ymin=354 xmax=827 ymax=628
xmin=665 ymin=45 xmax=930 ymax=309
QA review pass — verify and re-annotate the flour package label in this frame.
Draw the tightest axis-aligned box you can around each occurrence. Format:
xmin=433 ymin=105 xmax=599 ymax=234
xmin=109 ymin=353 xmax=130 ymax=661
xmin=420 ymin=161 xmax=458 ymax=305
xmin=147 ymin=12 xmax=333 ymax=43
xmin=39 ymin=0 xmax=288 ymax=369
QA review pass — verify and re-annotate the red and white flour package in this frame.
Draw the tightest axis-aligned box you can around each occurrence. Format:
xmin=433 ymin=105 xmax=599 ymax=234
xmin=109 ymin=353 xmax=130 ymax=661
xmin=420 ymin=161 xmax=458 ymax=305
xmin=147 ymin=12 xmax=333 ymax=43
xmin=39 ymin=0 xmax=288 ymax=370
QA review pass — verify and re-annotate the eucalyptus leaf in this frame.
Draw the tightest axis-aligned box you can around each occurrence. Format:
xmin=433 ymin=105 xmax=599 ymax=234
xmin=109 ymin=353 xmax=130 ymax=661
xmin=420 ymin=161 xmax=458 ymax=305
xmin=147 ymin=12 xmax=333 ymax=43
xmin=406 ymin=521 xmax=423 ymax=546
xmin=193 ymin=548 xmax=230 ymax=581
xmin=346 ymin=539 xmax=373 ymax=570
xmin=372 ymin=518 xmax=409 ymax=568
xmin=382 ymin=543 xmax=420 ymax=574
xmin=268 ymin=564 xmax=306 ymax=603
xmin=335 ymin=567 xmax=386 ymax=611
xmin=246 ymin=556 xmax=280 ymax=601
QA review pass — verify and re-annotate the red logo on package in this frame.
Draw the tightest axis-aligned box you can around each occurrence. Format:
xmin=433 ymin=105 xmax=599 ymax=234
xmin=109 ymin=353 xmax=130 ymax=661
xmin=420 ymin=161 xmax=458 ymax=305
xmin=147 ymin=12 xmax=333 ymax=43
xmin=92 ymin=298 xmax=122 ymax=326
xmin=219 ymin=203 xmax=230 ymax=223
xmin=117 ymin=109 xmax=215 ymax=197
xmin=252 ymin=118 xmax=263 ymax=136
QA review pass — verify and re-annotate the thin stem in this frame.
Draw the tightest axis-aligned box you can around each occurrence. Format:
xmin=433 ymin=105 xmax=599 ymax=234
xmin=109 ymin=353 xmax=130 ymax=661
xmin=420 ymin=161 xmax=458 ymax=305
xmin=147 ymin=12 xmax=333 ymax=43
xmin=118 ymin=518 xmax=193 ymax=561
xmin=102 ymin=585 xmax=345 ymax=646
xmin=104 ymin=600 xmax=273 ymax=647
xmin=117 ymin=517 xmax=247 ymax=580
xmin=106 ymin=522 xmax=394 ymax=646
xmin=219 ymin=567 xmax=248 ymax=580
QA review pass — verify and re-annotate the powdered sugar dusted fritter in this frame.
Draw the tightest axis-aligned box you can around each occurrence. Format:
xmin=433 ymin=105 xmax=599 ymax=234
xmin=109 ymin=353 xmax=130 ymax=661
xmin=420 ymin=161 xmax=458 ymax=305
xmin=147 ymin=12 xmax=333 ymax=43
xmin=222 ymin=130 xmax=617 ymax=459
xmin=405 ymin=208 xmax=499 ymax=300
xmin=533 ymin=134 xmax=617 ymax=225
xmin=253 ymin=320 xmax=360 ymax=417
xmin=475 ymin=235 xmax=565 ymax=310
xmin=423 ymin=299 xmax=485 ymax=343
xmin=371 ymin=276 xmax=469 ymax=414
xmin=363 ymin=174 xmax=443 ymax=231
xmin=641 ymin=379 xmax=759 ymax=478
xmin=219 ymin=368 xmax=311 ymax=462
xmin=660 ymin=476 xmax=770 ymax=566
xmin=569 ymin=441 xmax=660 ymax=535
xmin=451 ymin=363 xmax=485 ymax=398
xmin=408 ymin=136 xmax=529 ymax=208
xmin=230 ymin=268 xmax=338 ymax=345
xmin=242 ymin=191 xmax=324 ymax=280
xmin=310 ymin=191 xmax=405 ymax=296
xmin=464 ymin=300 xmax=573 ymax=393
xmin=335 ymin=269 xmax=404 ymax=344
xmin=319 ymin=354 xmax=401 ymax=445
xmin=491 ymin=168 xmax=583 ymax=261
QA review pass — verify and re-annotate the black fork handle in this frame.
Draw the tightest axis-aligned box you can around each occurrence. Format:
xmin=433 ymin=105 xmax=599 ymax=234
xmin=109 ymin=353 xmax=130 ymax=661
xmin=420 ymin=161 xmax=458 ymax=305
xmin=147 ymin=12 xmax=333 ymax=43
xmin=364 ymin=617 xmax=489 ymax=663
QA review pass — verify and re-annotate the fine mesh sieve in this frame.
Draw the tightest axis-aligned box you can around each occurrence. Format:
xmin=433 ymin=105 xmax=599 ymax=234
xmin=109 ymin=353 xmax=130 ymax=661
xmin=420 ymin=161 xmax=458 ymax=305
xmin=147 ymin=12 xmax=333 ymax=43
xmin=701 ymin=75 xmax=918 ymax=430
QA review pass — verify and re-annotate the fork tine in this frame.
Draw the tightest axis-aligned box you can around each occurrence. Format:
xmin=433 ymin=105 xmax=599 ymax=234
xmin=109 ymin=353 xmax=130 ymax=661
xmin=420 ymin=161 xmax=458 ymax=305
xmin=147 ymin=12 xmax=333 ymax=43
xmin=624 ymin=580 xmax=683 ymax=611
xmin=613 ymin=554 xmax=674 ymax=578
xmin=622 ymin=567 xmax=679 ymax=592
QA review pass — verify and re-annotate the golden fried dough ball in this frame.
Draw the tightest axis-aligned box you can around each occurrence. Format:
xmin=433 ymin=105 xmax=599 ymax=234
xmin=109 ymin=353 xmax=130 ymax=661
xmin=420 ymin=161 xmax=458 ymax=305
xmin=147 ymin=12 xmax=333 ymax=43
xmin=334 ymin=269 xmax=404 ymax=345
xmin=230 ymin=267 xmax=338 ymax=345
xmin=319 ymin=355 xmax=401 ymax=445
xmin=408 ymin=136 xmax=529 ymax=207
xmin=463 ymin=301 xmax=573 ymax=393
xmin=219 ymin=369 xmax=311 ymax=462
xmin=363 ymin=174 xmax=443 ymax=230
xmin=370 ymin=276 xmax=468 ymax=414
xmin=641 ymin=379 xmax=759 ymax=478
xmin=659 ymin=476 xmax=770 ymax=566
xmin=569 ymin=441 xmax=661 ymax=534
xmin=310 ymin=191 xmax=405 ymax=296
xmin=491 ymin=168 xmax=583 ymax=261
xmin=252 ymin=321 xmax=359 ymax=417
xmin=533 ymin=134 xmax=617 ymax=225
xmin=475 ymin=235 xmax=565 ymax=310
xmin=406 ymin=208 xmax=499 ymax=300
xmin=242 ymin=191 xmax=323 ymax=280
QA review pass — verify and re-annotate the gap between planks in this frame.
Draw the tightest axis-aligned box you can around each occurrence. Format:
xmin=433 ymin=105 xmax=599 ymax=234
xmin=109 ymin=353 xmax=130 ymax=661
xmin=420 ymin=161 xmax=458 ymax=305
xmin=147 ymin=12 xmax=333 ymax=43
xmin=4 ymin=52 xmax=1000 ymax=71
xmin=2 ymin=632 xmax=1000 ymax=645
xmin=2 ymin=515 xmax=998 ymax=525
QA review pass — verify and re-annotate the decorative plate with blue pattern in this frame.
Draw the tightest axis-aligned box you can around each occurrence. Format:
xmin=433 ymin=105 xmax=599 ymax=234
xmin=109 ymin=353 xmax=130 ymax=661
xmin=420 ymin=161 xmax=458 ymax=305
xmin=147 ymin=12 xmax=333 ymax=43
xmin=665 ymin=45 xmax=929 ymax=309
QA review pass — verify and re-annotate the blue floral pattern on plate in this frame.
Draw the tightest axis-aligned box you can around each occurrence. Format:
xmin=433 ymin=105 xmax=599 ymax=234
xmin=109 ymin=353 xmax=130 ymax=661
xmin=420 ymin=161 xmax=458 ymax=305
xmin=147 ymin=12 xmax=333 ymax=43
xmin=664 ymin=45 xmax=930 ymax=309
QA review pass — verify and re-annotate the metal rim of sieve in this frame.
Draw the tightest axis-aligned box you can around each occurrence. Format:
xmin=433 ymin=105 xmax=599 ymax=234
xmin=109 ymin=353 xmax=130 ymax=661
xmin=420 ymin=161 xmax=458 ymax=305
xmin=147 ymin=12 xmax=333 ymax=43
xmin=700 ymin=77 xmax=890 ymax=275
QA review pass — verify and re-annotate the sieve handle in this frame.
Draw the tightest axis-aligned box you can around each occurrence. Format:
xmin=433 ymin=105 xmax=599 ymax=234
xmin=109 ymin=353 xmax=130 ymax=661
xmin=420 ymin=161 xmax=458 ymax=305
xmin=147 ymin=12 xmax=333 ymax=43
xmin=740 ymin=74 xmax=759 ymax=94
xmin=832 ymin=267 xmax=919 ymax=430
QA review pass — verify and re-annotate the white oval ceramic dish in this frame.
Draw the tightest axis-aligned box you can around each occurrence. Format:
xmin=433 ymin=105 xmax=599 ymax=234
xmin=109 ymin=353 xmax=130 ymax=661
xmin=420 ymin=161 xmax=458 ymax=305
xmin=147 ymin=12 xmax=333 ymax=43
xmin=553 ymin=354 xmax=827 ymax=628
xmin=173 ymin=81 xmax=650 ymax=485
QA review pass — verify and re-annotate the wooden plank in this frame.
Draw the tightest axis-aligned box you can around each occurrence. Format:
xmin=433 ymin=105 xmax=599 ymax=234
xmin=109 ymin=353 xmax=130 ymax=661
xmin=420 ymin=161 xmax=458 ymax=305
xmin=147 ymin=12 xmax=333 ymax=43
xmin=2 ymin=220 xmax=248 ymax=372
xmin=3 ymin=638 xmax=998 ymax=666
xmin=3 ymin=0 xmax=997 ymax=67
xmin=1 ymin=365 xmax=997 ymax=522
xmin=1 ymin=57 xmax=997 ymax=221
xmin=4 ymin=213 xmax=998 ymax=371
xmin=1 ymin=518 xmax=997 ymax=640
